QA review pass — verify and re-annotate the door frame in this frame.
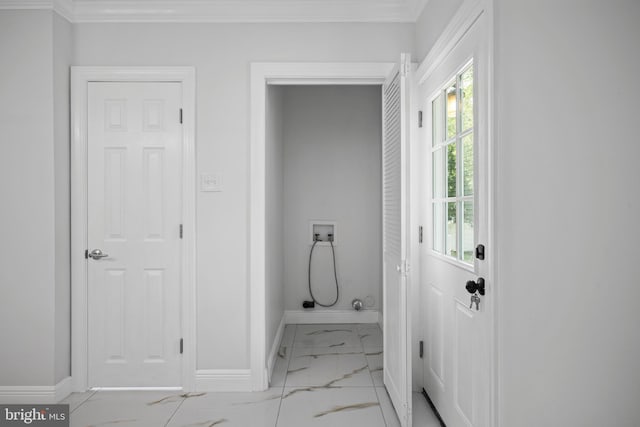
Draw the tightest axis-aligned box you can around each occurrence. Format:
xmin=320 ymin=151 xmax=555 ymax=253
xmin=70 ymin=67 xmax=197 ymax=392
xmin=249 ymin=62 xmax=401 ymax=390
xmin=415 ymin=0 xmax=498 ymax=425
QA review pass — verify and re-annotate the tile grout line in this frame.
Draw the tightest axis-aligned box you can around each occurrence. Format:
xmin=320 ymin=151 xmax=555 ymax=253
xmin=70 ymin=389 xmax=98 ymax=414
xmin=163 ymin=395 xmax=188 ymax=427
xmin=375 ymin=386 xmax=393 ymax=427
xmin=361 ymin=326 xmax=390 ymax=427
xmin=273 ymin=323 xmax=297 ymax=426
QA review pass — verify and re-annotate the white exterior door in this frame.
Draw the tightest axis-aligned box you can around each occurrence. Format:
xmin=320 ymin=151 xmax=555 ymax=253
xmin=87 ymin=82 xmax=183 ymax=387
xmin=420 ymin=13 xmax=491 ymax=427
xmin=382 ymin=53 xmax=413 ymax=427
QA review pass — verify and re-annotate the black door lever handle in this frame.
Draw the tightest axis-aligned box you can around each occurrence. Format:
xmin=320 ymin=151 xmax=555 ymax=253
xmin=465 ymin=277 xmax=485 ymax=296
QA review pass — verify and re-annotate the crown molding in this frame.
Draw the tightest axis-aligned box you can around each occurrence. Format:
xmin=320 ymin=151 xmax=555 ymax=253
xmin=0 ymin=0 xmax=73 ymax=21
xmin=54 ymin=0 xmax=74 ymax=21
xmin=0 ymin=0 xmax=428 ymax=23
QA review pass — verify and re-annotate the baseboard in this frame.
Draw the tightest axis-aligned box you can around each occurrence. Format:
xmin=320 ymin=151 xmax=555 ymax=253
xmin=267 ymin=314 xmax=285 ymax=383
xmin=284 ymin=309 xmax=380 ymax=324
xmin=54 ymin=377 xmax=72 ymax=402
xmin=0 ymin=377 xmax=72 ymax=404
xmin=194 ymin=369 xmax=252 ymax=392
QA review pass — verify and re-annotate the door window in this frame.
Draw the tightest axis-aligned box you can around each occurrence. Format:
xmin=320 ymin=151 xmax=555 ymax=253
xmin=431 ymin=62 xmax=474 ymax=264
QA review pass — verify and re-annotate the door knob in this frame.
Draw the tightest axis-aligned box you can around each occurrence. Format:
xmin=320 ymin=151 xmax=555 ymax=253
xmin=465 ymin=277 xmax=485 ymax=295
xmin=88 ymin=249 xmax=109 ymax=260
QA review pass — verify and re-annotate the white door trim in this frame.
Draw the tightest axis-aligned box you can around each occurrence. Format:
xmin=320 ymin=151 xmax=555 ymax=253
xmin=71 ymin=67 xmax=197 ymax=392
xmin=250 ymin=62 xmax=394 ymax=390
xmin=415 ymin=0 xmax=498 ymax=425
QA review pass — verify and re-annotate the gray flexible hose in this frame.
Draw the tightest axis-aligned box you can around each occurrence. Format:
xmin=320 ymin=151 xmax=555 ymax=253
xmin=308 ymin=240 xmax=339 ymax=307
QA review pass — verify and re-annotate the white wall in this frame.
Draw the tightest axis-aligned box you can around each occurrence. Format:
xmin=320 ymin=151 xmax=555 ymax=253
xmin=282 ymin=86 xmax=382 ymax=312
xmin=265 ymin=85 xmax=285 ymax=351
xmin=53 ymin=11 xmax=73 ymax=385
xmin=73 ymin=22 xmax=413 ymax=370
xmin=494 ymin=0 xmax=640 ymax=425
xmin=414 ymin=0 xmax=464 ymax=62
xmin=0 ymin=10 xmax=56 ymax=386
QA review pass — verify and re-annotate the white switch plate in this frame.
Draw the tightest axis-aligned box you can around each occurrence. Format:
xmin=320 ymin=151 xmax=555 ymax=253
xmin=200 ymin=173 xmax=223 ymax=192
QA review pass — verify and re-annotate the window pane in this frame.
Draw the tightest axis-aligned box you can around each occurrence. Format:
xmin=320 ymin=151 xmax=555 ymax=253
xmin=433 ymin=202 xmax=444 ymax=253
xmin=447 ymin=143 xmax=457 ymax=198
xmin=462 ymin=133 xmax=474 ymax=196
xmin=446 ymin=82 xmax=457 ymax=139
xmin=462 ymin=201 xmax=474 ymax=263
xmin=446 ymin=202 xmax=457 ymax=258
xmin=432 ymin=147 xmax=445 ymax=198
xmin=432 ymin=94 xmax=444 ymax=147
xmin=461 ymin=66 xmax=473 ymax=132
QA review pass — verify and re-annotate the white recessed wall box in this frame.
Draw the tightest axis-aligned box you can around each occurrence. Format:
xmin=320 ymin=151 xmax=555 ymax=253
xmin=309 ymin=220 xmax=337 ymax=246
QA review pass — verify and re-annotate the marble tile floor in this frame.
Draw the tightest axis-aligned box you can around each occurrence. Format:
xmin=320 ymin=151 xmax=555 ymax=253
xmin=62 ymin=323 xmax=441 ymax=427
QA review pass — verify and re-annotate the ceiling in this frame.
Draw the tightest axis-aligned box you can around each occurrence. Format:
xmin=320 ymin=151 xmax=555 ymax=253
xmin=0 ymin=0 xmax=428 ymax=23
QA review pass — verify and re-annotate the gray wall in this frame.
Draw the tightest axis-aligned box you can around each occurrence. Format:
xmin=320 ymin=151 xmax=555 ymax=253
xmin=74 ymin=22 xmax=413 ymax=370
xmin=414 ymin=0 xmax=463 ymax=61
xmin=282 ymin=86 xmax=382 ymax=312
xmin=265 ymin=85 xmax=285 ymax=352
xmin=53 ymin=12 xmax=73 ymax=385
xmin=494 ymin=0 xmax=640 ymax=425
xmin=0 ymin=10 xmax=57 ymax=386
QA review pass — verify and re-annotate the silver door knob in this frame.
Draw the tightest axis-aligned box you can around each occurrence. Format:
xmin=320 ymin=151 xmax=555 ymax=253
xmin=88 ymin=249 xmax=109 ymax=259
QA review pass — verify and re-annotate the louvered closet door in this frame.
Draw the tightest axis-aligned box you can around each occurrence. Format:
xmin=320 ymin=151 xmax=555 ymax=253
xmin=87 ymin=82 xmax=183 ymax=387
xmin=382 ymin=53 xmax=412 ymax=427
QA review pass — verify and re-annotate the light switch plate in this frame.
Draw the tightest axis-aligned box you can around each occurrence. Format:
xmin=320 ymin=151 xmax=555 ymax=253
xmin=200 ymin=173 xmax=223 ymax=192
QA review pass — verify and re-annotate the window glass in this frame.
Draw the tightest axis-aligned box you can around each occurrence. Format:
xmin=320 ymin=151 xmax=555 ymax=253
xmin=463 ymin=201 xmax=474 ymax=263
xmin=432 ymin=94 xmax=444 ymax=147
xmin=446 ymin=82 xmax=457 ymax=140
xmin=446 ymin=202 xmax=457 ymax=258
xmin=431 ymin=62 xmax=475 ymax=265
xmin=462 ymin=133 xmax=474 ymax=196
xmin=433 ymin=203 xmax=444 ymax=253
xmin=461 ymin=67 xmax=473 ymax=132
xmin=433 ymin=147 xmax=444 ymax=198
xmin=447 ymin=143 xmax=457 ymax=198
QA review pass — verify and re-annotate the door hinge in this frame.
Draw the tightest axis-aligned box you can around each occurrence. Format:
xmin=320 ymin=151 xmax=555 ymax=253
xmin=399 ymin=259 xmax=410 ymax=275
xmin=179 ymin=224 xmax=183 ymax=239
xmin=400 ymin=53 xmax=411 ymax=77
xmin=418 ymin=111 xmax=423 ymax=128
xmin=418 ymin=225 xmax=423 ymax=244
xmin=84 ymin=249 xmax=88 ymax=259
xmin=400 ymin=62 xmax=409 ymax=77
xmin=419 ymin=340 xmax=424 ymax=358
xmin=179 ymin=108 xmax=183 ymax=124
xmin=180 ymin=338 xmax=183 ymax=354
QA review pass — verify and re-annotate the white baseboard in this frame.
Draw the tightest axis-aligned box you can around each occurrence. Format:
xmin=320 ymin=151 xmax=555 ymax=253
xmin=55 ymin=377 xmax=72 ymax=402
xmin=284 ymin=309 xmax=380 ymax=324
xmin=267 ymin=315 xmax=285 ymax=383
xmin=0 ymin=377 xmax=72 ymax=404
xmin=194 ymin=369 xmax=252 ymax=392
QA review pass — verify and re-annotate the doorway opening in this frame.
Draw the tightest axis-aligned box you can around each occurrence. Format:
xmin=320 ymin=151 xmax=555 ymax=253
xmin=250 ymin=62 xmax=395 ymax=391
xmin=250 ymin=60 xmax=419 ymax=427
xmin=264 ymin=82 xmax=384 ymax=368
xmin=268 ymin=84 xmax=383 ymax=313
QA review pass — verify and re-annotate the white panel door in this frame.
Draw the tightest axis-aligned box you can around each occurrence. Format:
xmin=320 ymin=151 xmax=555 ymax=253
xmin=87 ymin=82 xmax=183 ymax=387
xmin=382 ymin=53 xmax=412 ymax=427
xmin=421 ymin=14 xmax=491 ymax=427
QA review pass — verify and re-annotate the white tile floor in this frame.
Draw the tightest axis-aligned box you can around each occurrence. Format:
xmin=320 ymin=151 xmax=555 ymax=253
xmin=62 ymin=323 xmax=441 ymax=427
